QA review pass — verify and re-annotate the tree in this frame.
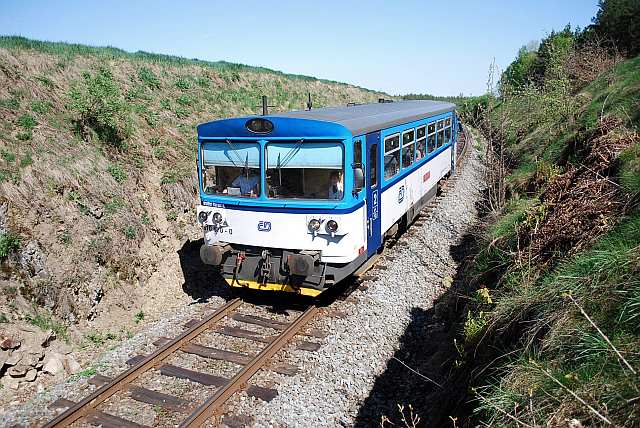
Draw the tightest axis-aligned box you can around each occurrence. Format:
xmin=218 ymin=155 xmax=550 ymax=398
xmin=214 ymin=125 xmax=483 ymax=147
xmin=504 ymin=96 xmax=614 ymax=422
xmin=590 ymin=0 xmax=640 ymax=56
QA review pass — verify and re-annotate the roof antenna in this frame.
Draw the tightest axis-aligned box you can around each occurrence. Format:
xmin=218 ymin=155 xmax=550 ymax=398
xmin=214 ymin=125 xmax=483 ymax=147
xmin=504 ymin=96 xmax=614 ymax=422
xmin=306 ymin=92 xmax=313 ymax=111
xmin=257 ymin=95 xmax=274 ymax=116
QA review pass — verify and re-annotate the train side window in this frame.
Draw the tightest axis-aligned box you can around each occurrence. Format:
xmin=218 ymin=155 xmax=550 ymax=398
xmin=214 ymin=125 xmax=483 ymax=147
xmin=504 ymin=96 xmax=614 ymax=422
xmin=353 ymin=139 xmax=364 ymax=193
xmin=444 ymin=126 xmax=452 ymax=144
xmin=427 ymin=123 xmax=436 ymax=153
xmin=402 ymin=129 xmax=415 ymax=168
xmin=383 ymin=134 xmax=400 ymax=179
xmin=354 ymin=139 xmax=362 ymax=166
xmin=369 ymin=143 xmax=378 ymax=188
xmin=437 ymin=120 xmax=445 ymax=148
xmin=416 ymin=125 xmax=426 ymax=160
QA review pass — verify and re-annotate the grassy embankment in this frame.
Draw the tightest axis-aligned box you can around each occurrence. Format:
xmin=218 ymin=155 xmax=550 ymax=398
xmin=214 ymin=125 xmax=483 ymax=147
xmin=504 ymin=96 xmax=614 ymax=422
xmin=0 ymin=36 xmax=388 ymax=328
xmin=454 ymin=36 xmax=640 ymax=427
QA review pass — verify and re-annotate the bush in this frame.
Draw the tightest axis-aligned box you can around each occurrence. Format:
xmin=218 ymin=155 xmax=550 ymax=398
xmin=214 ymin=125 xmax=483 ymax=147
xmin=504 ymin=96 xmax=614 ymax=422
xmin=68 ymin=67 xmax=132 ymax=147
xmin=174 ymin=77 xmax=190 ymax=90
xmin=0 ymin=232 xmax=21 ymax=258
xmin=107 ymin=164 xmax=127 ymax=183
xmin=17 ymin=114 xmax=37 ymax=130
xmin=137 ymin=67 xmax=160 ymax=89
xmin=123 ymin=225 xmax=137 ymax=239
xmin=30 ymin=100 xmax=51 ymax=114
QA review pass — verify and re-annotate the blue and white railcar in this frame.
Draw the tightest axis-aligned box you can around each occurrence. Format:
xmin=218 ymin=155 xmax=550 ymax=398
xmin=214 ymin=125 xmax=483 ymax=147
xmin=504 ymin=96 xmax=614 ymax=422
xmin=196 ymin=100 xmax=458 ymax=296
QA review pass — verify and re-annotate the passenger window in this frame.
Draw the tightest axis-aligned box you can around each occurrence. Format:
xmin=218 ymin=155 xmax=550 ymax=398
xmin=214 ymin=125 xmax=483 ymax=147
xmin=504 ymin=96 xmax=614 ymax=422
xmin=437 ymin=120 xmax=445 ymax=148
xmin=353 ymin=139 xmax=364 ymax=192
xmin=402 ymin=129 xmax=415 ymax=168
xmin=354 ymin=139 xmax=362 ymax=166
xmin=427 ymin=123 xmax=436 ymax=153
xmin=369 ymin=143 xmax=378 ymax=188
xmin=416 ymin=126 xmax=426 ymax=160
xmin=383 ymin=134 xmax=400 ymax=179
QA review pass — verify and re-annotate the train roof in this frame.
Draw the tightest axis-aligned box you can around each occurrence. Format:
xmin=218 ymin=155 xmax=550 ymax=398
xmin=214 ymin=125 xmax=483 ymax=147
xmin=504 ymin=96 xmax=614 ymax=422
xmin=271 ymin=100 xmax=456 ymax=136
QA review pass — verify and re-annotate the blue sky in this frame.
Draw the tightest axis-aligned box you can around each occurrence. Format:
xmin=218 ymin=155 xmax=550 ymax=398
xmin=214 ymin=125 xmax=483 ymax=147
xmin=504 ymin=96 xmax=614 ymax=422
xmin=0 ymin=0 xmax=598 ymax=96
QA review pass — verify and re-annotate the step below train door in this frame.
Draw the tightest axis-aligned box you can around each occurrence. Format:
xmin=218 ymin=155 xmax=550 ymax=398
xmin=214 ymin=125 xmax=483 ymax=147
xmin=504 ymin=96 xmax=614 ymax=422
xmin=365 ymin=131 xmax=382 ymax=257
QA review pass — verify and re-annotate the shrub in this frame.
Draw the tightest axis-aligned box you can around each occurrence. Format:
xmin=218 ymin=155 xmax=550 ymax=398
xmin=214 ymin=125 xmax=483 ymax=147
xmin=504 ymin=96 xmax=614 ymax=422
xmin=17 ymin=114 xmax=37 ymax=130
xmin=30 ymin=100 xmax=51 ymax=114
xmin=20 ymin=151 xmax=33 ymax=168
xmin=26 ymin=312 xmax=69 ymax=342
xmin=123 ymin=225 xmax=137 ymax=239
xmin=0 ymin=232 xmax=21 ymax=258
xmin=161 ymin=169 xmax=179 ymax=184
xmin=107 ymin=164 xmax=127 ymax=183
xmin=68 ymin=67 xmax=132 ymax=147
xmin=105 ymin=196 xmax=125 ymax=214
xmin=16 ymin=131 xmax=32 ymax=141
xmin=174 ymin=77 xmax=190 ymax=90
xmin=0 ymin=97 xmax=20 ymax=110
xmin=134 ymin=310 xmax=145 ymax=323
xmin=0 ymin=149 xmax=15 ymax=162
xmin=35 ymin=75 xmax=54 ymax=89
xmin=137 ymin=67 xmax=160 ymax=89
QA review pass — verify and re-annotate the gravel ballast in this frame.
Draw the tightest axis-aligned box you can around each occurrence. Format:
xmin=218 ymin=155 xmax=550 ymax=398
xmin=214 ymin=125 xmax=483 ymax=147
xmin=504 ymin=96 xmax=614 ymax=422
xmin=236 ymin=147 xmax=484 ymax=427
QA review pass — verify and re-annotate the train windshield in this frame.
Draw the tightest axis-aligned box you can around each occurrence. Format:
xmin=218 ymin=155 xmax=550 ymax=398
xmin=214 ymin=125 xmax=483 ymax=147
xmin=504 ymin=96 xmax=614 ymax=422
xmin=265 ymin=141 xmax=344 ymax=200
xmin=201 ymin=141 xmax=261 ymax=197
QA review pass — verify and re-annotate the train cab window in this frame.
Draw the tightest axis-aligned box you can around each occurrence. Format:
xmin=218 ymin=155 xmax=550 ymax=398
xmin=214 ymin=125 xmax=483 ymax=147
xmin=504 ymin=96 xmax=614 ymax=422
xmin=201 ymin=141 xmax=261 ymax=197
xmin=265 ymin=141 xmax=344 ymax=200
xmin=402 ymin=129 xmax=415 ymax=168
xmin=416 ymin=126 xmax=426 ymax=160
xmin=383 ymin=134 xmax=400 ymax=179
xmin=437 ymin=120 xmax=445 ymax=148
xmin=427 ymin=123 xmax=436 ymax=153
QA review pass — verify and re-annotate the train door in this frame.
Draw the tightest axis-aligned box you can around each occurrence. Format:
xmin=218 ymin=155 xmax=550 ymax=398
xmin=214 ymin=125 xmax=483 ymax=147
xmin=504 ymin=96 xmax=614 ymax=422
xmin=366 ymin=132 xmax=382 ymax=256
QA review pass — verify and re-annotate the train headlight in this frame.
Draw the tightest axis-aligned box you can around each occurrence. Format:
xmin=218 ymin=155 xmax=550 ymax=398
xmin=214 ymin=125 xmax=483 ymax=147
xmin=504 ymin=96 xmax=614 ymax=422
xmin=212 ymin=212 xmax=223 ymax=223
xmin=198 ymin=211 xmax=209 ymax=224
xmin=326 ymin=220 xmax=338 ymax=233
xmin=308 ymin=219 xmax=321 ymax=232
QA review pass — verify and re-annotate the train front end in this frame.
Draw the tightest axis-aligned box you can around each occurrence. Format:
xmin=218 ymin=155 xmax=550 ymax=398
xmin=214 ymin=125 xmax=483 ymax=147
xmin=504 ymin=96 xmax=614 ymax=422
xmin=196 ymin=116 xmax=367 ymax=297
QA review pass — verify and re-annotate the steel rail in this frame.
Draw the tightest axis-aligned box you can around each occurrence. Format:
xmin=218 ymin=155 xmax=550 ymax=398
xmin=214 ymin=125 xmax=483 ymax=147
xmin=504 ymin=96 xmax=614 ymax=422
xmin=42 ymin=298 xmax=243 ymax=428
xmin=179 ymin=305 xmax=319 ymax=427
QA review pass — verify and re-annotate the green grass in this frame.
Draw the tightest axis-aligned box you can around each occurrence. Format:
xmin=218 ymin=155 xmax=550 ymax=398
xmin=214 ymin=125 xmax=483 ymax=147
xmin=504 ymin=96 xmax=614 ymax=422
xmin=619 ymin=143 xmax=640 ymax=196
xmin=107 ymin=164 xmax=127 ymax=183
xmin=0 ymin=232 xmax=21 ymax=257
xmin=137 ymin=67 xmax=160 ymax=89
xmin=134 ymin=310 xmax=145 ymax=323
xmin=104 ymin=196 xmax=125 ymax=214
xmin=0 ymin=149 xmax=15 ymax=162
xmin=123 ymin=225 xmax=137 ymax=239
xmin=31 ymin=100 xmax=51 ymax=114
xmin=0 ymin=36 xmax=379 ymax=90
xmin=17 ymin=114 xmax=37 ymax=130
xmin=477 ymin=212 xmax=640 ymax=426
xmin=583 ymin=55 xmax=640 ymax=130
xmin=26 ymin=312 xmax=69 ymax=342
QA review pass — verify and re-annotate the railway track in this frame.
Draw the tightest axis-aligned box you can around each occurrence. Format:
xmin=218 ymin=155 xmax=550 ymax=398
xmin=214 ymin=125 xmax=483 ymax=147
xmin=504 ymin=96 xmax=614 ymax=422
xmin=44 ymin=299 xmax=322 ymax=427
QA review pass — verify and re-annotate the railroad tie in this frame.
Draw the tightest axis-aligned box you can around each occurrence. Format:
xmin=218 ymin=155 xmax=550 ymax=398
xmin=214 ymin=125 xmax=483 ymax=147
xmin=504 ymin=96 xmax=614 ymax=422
xmin=89 ymin=374 xmax=192 ymax=413
xmin=49 ymin=398 xmax=149 ymax=428
xmin=123 ymin=356 xmax=278 ymax=402
xmin=218 ymin=326 xmax=321 ymax=351
xmin=153 ymin=337 xmax=299 ymax=376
